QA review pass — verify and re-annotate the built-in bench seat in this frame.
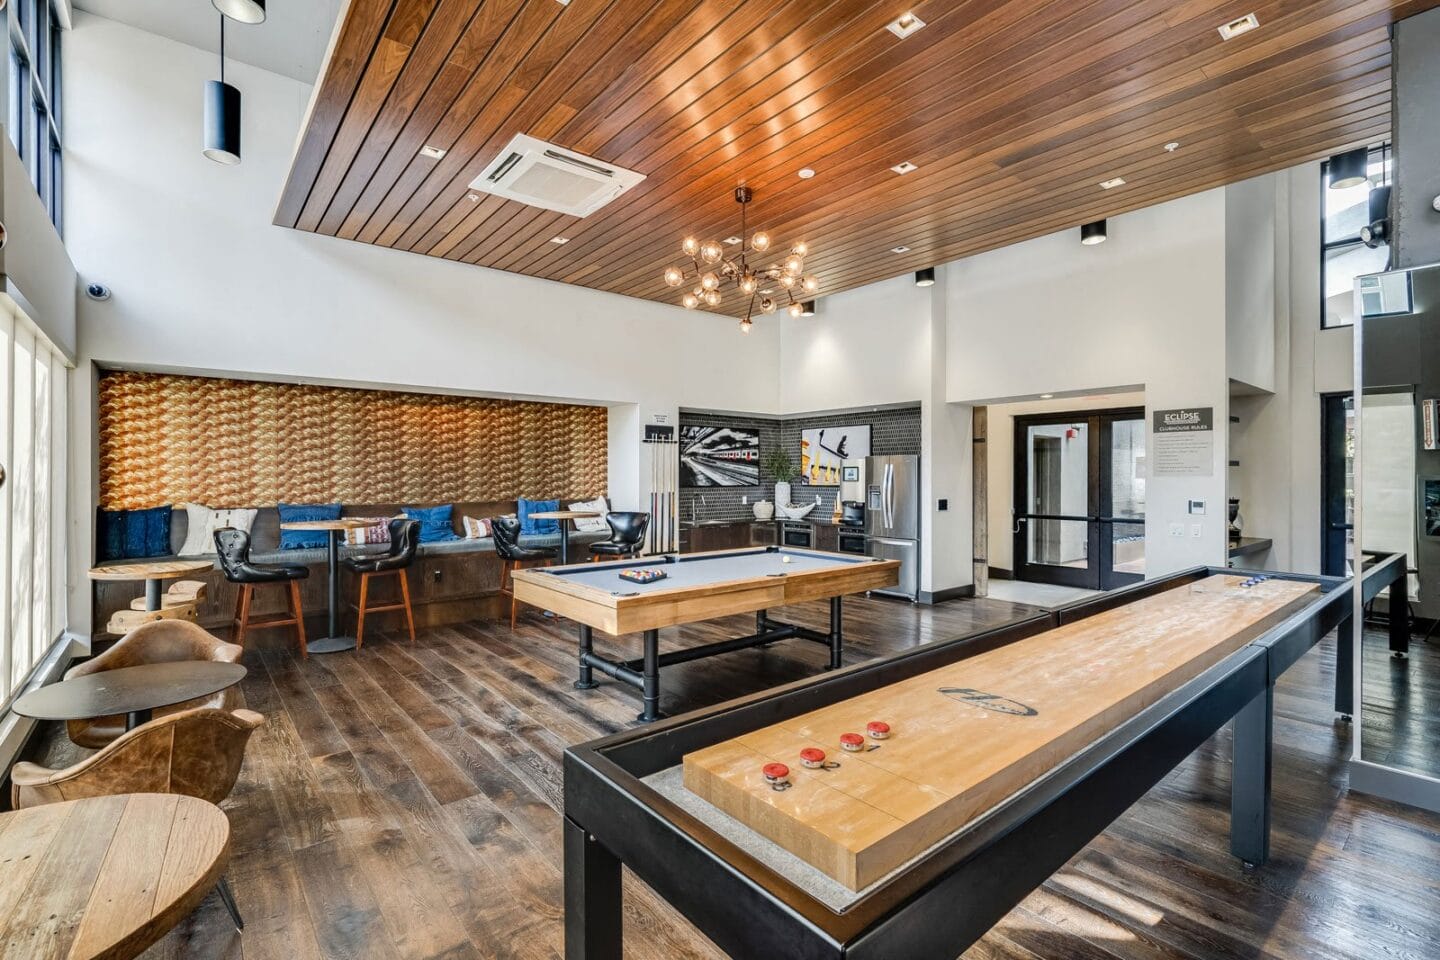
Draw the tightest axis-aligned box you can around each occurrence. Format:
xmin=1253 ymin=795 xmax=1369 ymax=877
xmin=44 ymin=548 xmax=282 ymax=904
xmin=92 ymin=500 xmax=609 ymax=636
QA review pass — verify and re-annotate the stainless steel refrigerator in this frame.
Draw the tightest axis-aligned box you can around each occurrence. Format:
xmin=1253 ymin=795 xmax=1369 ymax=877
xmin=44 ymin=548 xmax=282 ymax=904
xmin=864 ymin=454 xmax=920 ymax=600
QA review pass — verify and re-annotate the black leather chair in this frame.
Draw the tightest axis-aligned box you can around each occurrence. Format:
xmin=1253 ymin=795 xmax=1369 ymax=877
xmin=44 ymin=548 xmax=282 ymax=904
xmin=214 ymin=527 xmax=310 ymax=656
xmin=341 ymin=519 xmax=420 ymax=648
xmin=589 ymin=512 xmax=650 ymax=560
xmin=492 ymin=516 xmax=556 ymax=629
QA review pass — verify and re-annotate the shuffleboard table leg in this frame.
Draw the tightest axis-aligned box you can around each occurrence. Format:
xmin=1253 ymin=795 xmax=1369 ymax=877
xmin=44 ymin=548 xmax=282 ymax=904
xmin=639 ymin=629 xmax=662 ymax=723
xmin=575 ymin=625 xmax=600 ymax=690
xmin=1230 ymin=683 xmax=1274 ymax=868
xmin=828 ymin=596 xmax=844 ymax=670
xmin=1389 ymin=570 xmax=1410 ymax=659
xmin=1334 ymin=610 xmax=1354 ymax=719
xmin=564 ymin=818 xmax=622 ymax=960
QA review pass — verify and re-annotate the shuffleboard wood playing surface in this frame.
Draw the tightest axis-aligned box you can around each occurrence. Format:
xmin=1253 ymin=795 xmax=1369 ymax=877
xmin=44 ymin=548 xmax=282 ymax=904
xmin=682 ymin=575 xmax=1319 ymax=890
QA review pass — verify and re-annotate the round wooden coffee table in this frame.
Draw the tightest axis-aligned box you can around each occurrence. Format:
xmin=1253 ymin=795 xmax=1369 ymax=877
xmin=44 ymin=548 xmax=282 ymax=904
xmin=279 ymin=518 xmax=374 ymax=653
xmin=0 ymin=794 xmax=234 ymax=959
xmin=89 ymin=559 xmax=214 ymax=612
xmin=13 ymin=661 xmax=247 ymax=732
xmin=528 ymin=510 xmax=602 ymax=565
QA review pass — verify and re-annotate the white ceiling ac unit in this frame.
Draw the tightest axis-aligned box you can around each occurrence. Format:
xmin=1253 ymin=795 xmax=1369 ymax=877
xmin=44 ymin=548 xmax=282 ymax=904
xmin=468 ymin=134 xmax=645 ymax=217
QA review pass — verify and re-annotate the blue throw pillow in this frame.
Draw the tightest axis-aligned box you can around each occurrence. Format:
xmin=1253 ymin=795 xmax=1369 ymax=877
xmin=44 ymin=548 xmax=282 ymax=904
xmin=277 ymin=502 xmax=342 ymax=549
xmin=403 ymin=504 xmax=460 ymax=543
xmin=96 ymin=505 xmax=172 ymax=561
xmin=518 ymin=498 xmax=559 ymax=535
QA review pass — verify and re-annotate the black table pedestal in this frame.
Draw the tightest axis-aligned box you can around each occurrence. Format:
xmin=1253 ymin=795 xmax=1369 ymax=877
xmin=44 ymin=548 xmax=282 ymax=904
xmin=306 ymin=529 xmax=357 ymax=654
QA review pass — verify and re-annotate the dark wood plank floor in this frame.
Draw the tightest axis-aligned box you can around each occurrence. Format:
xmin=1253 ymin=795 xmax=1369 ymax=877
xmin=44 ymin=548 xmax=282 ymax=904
xmin=30 ymin=595 xmax=1440 ymax=960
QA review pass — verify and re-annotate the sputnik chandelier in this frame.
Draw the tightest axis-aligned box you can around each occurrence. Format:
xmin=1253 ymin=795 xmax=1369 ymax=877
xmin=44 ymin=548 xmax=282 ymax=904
xmin=663 ymin=187 xmax=819 ymax=333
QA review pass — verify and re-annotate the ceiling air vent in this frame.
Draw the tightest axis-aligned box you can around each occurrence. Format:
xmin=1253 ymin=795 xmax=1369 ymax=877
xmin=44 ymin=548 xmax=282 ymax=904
xmin=469 ymin=134 xmax=644 ymax=217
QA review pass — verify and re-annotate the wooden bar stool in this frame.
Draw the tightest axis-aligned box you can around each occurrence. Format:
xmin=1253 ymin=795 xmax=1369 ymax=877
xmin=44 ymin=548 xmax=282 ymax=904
xmin=341 ymin=519 xmax=420 ymax=648
xmin=492 ymin=516 xmax=557 ymax=629
xmin=214 ymin=528 xmax=310 ymax=657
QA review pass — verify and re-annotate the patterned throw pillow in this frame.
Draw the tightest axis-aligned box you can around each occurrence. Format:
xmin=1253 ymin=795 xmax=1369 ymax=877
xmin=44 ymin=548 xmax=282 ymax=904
xmin=402 ymin=504 xmax=461 ymax=543
xmin=177 ymin=503 xmax=259 ymax=556
xmin=462 ymin=516 xmax=493 ymax=539
xmin=568 ymin=497 xmax=609 ymax=533
xmin=96 ymin=505 xmax=174 ymax=561
xmin=343 ymin=518 xmax=393 ymax=546
xmin=277 ymin=502 xmax=343 ymax=550
xmin=518 ymin=498 xmax=560 ymax=535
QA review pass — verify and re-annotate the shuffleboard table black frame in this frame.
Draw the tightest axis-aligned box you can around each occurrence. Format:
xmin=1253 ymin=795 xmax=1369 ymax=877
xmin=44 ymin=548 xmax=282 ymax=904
xmin=563 ymin=564 xmax=1363 ymax=960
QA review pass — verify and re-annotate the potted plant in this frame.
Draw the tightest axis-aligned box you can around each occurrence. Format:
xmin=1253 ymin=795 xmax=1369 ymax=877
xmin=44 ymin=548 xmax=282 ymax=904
xmin=763 ymin=448 xmax=799 ymax=513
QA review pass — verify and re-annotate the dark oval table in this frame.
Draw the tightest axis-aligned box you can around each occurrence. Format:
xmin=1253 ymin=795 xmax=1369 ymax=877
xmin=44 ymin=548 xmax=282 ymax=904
xmin=13 ymin=661 xmax=248 ymax=732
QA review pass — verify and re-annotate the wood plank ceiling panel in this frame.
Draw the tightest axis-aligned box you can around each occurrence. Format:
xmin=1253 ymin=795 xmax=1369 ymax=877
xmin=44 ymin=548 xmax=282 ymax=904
xmin=276 ymin=0 xmax=1439 ymax=318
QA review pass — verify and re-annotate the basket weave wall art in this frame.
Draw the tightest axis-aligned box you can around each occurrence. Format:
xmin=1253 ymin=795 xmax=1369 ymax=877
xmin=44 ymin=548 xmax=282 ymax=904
xmin=97 ymin=371 xmax=609 ymax=510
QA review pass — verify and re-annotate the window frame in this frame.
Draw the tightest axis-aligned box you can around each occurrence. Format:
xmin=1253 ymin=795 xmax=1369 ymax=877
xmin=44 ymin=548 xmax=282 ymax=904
xmin=1319 ymin=143 xmax=1390 ymax=330
xmin=7 ymin=0 xmax=63 ymax=231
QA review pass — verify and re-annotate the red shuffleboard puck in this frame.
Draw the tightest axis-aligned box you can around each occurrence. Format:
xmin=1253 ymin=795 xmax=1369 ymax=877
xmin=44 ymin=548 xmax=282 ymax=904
xmin=762 ymin=762 xmax=791 ymax=786
xmin=839 ymin=732 xmax=865 ymax=752
xmin=799 ymin=748 xmax=827 ymax=768
xmin=867 ymin=721 xmax=891 ymax=740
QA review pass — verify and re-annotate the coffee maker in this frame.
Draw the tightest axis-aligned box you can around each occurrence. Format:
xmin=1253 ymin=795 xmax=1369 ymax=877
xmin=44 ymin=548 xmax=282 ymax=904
xmin=839 ymin=459 xmax=866 ymax=525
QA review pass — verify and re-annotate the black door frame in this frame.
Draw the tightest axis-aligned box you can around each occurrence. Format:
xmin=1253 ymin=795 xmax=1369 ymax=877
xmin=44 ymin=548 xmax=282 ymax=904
xmin=1319 ymin=392 xmax=1353 ymax=578
xmin=1013 ymin=406 xmax=1146 ymax=590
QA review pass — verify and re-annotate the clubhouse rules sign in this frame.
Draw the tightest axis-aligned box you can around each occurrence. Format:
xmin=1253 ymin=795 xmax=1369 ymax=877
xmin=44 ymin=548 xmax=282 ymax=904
xmin=1151 ymin=407 xmax=1214 ymax=477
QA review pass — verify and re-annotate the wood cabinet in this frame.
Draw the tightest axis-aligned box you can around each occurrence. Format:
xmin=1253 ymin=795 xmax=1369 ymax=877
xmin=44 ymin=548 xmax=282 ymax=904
xmin=812 ymin=523 xmax=839 ymax=553
xmin=682 ymin=521 xmax=779 ymax=553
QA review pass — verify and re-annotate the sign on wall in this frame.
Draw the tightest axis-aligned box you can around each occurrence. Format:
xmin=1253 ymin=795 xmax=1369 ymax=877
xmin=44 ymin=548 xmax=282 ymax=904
xmin=1151 ymin=407 xmax=1214 ymax=477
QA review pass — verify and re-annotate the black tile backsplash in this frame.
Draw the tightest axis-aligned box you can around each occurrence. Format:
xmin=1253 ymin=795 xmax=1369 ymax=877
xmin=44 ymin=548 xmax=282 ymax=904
xmin=677 ymin=406 xmax=922 ymax=523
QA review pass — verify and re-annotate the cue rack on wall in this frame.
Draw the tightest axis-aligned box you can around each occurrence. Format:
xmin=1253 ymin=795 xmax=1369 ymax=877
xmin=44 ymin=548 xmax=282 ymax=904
xmin=645 ymin=428 xmax=678 ymax=554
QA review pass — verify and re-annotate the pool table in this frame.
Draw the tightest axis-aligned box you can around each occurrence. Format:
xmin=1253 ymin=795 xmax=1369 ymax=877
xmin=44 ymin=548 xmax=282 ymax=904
xmin=510 ymin=547 xmax=900 ymax=722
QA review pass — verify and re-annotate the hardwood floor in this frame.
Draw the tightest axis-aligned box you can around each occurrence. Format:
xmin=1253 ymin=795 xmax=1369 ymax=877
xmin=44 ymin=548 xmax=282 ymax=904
xmin=29 ymin=596 xmax=1440 ymax=960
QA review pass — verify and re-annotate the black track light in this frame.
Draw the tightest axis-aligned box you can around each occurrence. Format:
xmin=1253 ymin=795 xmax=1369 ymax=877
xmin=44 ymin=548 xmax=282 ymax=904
xmin=914 ymin=267 xmax=935 ymax=287
xmin=1327 ymin=147 xmax=1369 ymax=190
xmin=1080 ymin=220 xmax=1107 ymax=245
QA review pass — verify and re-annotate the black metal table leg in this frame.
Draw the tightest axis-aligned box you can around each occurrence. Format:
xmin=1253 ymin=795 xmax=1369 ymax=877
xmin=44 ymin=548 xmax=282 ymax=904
xmin=559 ymin=520 xmax=572 ymax=566
xmin=125 ymin=707 xmax=153 ymax=731
xmin=1334 ymin=611 xmax=1354 ymax=719
xmin=1230 ymin=683 xmax=1273 ymax=868
xmin=638 ymin=629 xmax=661 ymax=722
xmin=565 ymin=818 xmax=622 ymax=960
xmin=144 ymin=578 xmax=163 ymax=612
xmin=828 ymin=596 xmax=844 ymax=669
xmin=216 ymin=875 xmax=244 ymax=931
xmin=1389 ymin=574 xmax=1410 ymax=658
xmin=308 ymin=529 xmax=357 ymax=654
xmin=575 ymin=625 xmax=599 ymax=689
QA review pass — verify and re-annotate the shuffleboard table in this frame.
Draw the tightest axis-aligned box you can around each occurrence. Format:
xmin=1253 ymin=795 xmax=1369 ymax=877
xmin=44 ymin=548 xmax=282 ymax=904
xmin=511 ymin=547 xmax=900 ymax=722
xmin=562 ymin=566 xmax=1355 ymax=960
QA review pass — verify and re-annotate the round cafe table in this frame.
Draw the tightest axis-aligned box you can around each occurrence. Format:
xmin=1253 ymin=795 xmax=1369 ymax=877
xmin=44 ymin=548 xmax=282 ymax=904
xmin=528 ymin=510 xmax=602 ymax=565
xmin=88 ymin=558 xmax=214 ymax=612
xmin=279 ymin=518 xmax=374 ymax=654
xmin=13 ymin=660 xmax=248 ymax=732
xmin=0 ymin=794 xmax=236 ymax=959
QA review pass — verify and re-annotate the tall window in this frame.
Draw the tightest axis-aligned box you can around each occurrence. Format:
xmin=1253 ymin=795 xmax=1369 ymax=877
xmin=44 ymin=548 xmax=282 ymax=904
xmin=1320 ymin=144 xmax=1390 ymax=329
xmin=6 ymin=0 xmax=62 ymax=231
xmin=0 ymin=305 xmax=68 ymax=704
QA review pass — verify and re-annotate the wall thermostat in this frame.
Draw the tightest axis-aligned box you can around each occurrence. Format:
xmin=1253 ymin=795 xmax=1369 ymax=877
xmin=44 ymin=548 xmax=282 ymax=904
xmin=1187 ymin=498 xmax=1206 ymax=515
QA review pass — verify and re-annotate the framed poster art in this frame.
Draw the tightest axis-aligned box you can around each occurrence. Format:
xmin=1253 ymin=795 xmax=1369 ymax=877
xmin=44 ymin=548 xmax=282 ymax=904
xmin=799 ymin=425 xmax=870 ymax=485
xmin=679 ymin=425 xmax=761 ymax=487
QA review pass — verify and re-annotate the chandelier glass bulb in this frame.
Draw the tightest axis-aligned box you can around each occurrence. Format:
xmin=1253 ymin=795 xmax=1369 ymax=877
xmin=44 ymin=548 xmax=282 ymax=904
xmin=787 ymin=302 xmax=804 ymax=318
xmin=760 ymin=297 xmax=777 ymax=314
xmin=682 ymin=236 xmax=700 ymax=257
xmin=782 ymin=254 xmax=805 ymax=277
xmin=791 ymin=242 xmax=808 ymax=257
xmin=663 ymin=265 xmax=685 ymax=287
xmin=699 ymin=240 xmax=724 ymax=264
xmin=750 ymin=231 xmax=771 ymax=252
xmin=802 ymin=275 xmax=820 ymax=293
xmin=778 ymin=273 xmax=795 ymax=289
xmin=740 ymin=318 xmax=753 ymax=334
xmin=703 ymin=289 xmax=723 ymax=307
xmin=682 ymin=293 xmax=700 ymax=309
xmin=739 ymin=272 xmax=758 ymax=294
xmin=700 ymin=271 xmax=720 ymax=291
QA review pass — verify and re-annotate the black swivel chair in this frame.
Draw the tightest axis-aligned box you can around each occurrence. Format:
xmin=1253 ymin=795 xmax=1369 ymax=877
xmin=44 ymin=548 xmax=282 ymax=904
xmin=214 ymin=527 xmax=310 ymax=657
xmin=589 ymin=512 xmax=650 ymax=561
xmin=492 ymin=516 xmax=556 ymax=629
xmin=341 ymin=518 xmax=421 ymax=648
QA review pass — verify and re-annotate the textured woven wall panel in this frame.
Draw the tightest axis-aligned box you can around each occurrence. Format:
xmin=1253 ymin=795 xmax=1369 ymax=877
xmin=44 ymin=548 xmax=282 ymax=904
xmin=97 ymin=372 xmax=609 ymax=509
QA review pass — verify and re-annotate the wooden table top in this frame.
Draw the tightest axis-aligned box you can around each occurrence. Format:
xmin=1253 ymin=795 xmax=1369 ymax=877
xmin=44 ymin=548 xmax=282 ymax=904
xmin=278 ymin=518 xmax=375 ymax=531
xmin=683 ymin=575 xmax=1320 ymax=891
xmin=528 ymin=510 xmax=603 ymax=520
xmin=88 ymin=559 xmax=213 ymax=582
xmin=0 ymin=793 xmax=230 ymax=960
xmin=13 ymin=662 xmax=248 ymax=723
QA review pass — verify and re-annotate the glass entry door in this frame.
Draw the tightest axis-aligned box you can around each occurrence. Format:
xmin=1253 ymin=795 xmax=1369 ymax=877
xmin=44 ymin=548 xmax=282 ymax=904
xmin=1013 ymin=408 xmax=1146 ymax=590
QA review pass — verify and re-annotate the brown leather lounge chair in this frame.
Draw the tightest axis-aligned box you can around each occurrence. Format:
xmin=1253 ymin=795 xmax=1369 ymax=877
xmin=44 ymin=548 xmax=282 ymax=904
xmin=62 ymin=619 xmax=243 ymax=749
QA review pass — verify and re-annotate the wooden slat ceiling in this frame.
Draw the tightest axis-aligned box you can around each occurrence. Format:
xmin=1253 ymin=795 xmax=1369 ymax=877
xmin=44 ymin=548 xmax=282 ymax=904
xmin=276 ymin=0 xmax=1437 ymax=316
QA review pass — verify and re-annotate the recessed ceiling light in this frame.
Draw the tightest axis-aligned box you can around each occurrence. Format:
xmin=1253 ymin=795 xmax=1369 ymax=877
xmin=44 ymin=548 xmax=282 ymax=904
xmin=723 ymin=236 xmax=743 ymax=245
xmin=419 ymin=144 xmax=447 ymax=160
xmin=1040 ymin=394 xmax=1054 ymax=400
xmin=886 ymin=12 xmax=926 ymax=39
xmin=890 ymin=161 xmax=918 ymax=175
xmin=1217 ymin=13 xmax=1259 ymax=40
xmin=1099 ymin=176 xmax=1126 ymax=190
xmin=891 ymin=245 xmax=910 ymax=254
xmin=798 ymin=167 xmax=816 ymax=180
xmin=1164 ymin=141 xmax=1180 ymax=153
xmin=550 ymin=236 xmax=569 ymax=245
xmin=760 ymin=288 xmax=774 ymax=295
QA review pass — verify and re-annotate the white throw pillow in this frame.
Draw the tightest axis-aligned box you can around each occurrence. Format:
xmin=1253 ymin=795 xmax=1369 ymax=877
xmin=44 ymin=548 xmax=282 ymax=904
xmin=177 ymin=503 xmax=259 ymax=556
xmin=569 ymin=497 xmax=609 ymax=533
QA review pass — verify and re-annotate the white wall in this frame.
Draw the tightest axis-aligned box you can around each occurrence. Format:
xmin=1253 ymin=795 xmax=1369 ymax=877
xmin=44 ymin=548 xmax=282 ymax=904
xmin=947 ymin=191 xmax=1231 ymax=576
xmin=1226 ymin=175 xmax=1278 ymax=393
xmin=0 ymin=143 xmax=77 ymax=359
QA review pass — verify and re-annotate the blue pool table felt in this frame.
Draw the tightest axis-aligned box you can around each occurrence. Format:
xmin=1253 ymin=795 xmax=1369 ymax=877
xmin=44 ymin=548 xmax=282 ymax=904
xmin=548 ymin=549 xmax=870 ymax=594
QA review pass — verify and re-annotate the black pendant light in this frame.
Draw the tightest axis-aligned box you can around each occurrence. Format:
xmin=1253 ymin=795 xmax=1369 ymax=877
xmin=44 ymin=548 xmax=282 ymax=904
xmin=914 ymin=267 xmax=935 ymax=287
xmin=1080 ymin=219 xmax=1107 ymax=245
xmin=203 ymin=17 xmax=241 ymax=165
xmin=1327 ymin=146 xmax=1368 ymax=190
xmin=212 ymin=0 xmax=266 ymax=24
